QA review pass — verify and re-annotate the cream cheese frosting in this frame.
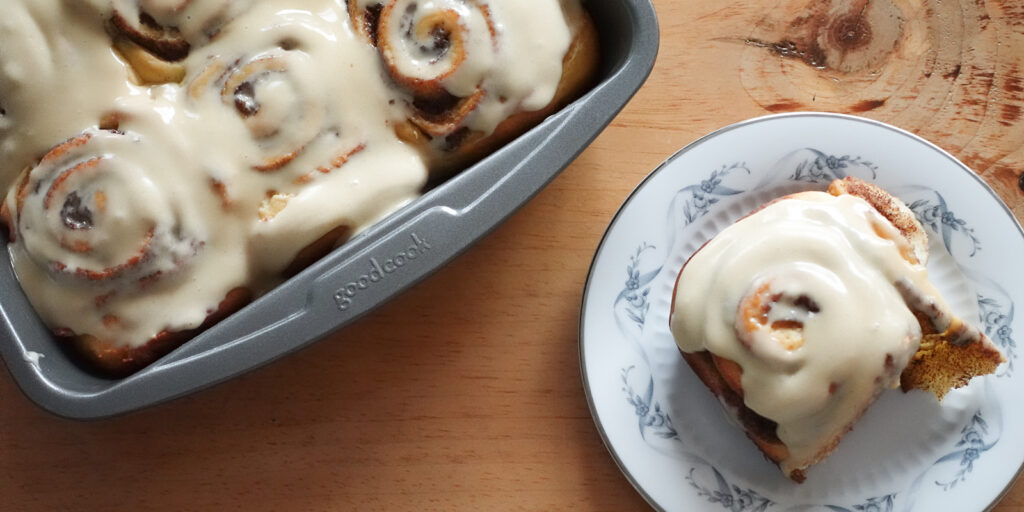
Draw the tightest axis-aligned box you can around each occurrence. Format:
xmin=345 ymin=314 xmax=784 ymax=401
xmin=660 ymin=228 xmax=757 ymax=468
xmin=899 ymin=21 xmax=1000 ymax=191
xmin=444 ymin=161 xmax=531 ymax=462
xmin=669 ymin=191 xmax=959 ymax=475
xmin=0 ymin=0 xmax=578 ymax=349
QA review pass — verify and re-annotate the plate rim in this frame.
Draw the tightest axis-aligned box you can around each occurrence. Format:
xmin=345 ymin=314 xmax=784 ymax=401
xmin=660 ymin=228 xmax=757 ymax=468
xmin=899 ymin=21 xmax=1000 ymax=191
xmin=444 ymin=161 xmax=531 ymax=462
xmin=577 ymin=111 xmax=1024 ymax=512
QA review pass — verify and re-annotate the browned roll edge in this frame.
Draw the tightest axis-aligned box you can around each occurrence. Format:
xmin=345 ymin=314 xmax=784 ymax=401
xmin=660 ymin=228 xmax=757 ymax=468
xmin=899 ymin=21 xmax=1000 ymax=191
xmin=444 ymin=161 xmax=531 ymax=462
xmin=60 ymin=287 xmax=252 ymax=378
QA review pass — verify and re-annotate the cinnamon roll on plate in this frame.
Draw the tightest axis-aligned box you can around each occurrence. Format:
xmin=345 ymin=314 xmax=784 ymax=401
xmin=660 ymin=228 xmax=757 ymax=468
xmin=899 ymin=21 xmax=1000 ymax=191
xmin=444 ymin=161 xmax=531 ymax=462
xmin=670 ymin=177 xmax=1004 ymax=482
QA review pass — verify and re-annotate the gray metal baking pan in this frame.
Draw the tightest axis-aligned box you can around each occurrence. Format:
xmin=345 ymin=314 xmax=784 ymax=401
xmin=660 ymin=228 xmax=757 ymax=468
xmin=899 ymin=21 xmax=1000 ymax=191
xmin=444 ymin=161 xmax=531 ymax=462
xmin=0 ymin=0 xmax=659 ymax=419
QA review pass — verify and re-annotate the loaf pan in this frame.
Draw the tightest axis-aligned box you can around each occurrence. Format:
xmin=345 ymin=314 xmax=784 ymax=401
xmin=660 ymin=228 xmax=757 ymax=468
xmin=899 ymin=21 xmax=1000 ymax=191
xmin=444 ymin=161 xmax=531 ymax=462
xmin=0 ymin=0 xmax=660 ymax=419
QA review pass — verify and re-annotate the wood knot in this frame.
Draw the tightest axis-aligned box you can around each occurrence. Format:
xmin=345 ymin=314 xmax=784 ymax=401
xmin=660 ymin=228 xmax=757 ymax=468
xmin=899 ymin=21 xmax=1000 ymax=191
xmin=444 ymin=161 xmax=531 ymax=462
xmin=743 ymin=0 xmax=900 ymax=74
xmin=829 ymin=13 xmax=872 ymax=51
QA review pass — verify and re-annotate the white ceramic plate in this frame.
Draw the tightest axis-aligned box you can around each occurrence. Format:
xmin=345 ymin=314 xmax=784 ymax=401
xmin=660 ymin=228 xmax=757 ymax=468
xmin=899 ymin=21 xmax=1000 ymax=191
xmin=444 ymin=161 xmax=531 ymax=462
xmin=580 ymin=113 xmax=1024 ymax=512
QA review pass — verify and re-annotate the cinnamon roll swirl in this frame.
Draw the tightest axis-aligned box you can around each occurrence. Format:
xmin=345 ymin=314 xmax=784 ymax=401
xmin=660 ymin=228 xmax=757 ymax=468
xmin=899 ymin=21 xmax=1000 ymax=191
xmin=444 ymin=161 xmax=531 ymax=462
xmin=9 ymin=130 xmax=202 ymax=284
xmin=188 ymin=48 xmax=366 ymax=177
xmin=3 ymin=125 xmax=250 ymax=375
xmin=184 ymin=40 xmax=375 ymax=274
xmin=108 ymin=2 xmax=191 ymax=84
xmin=179 ymin=6 xmax=430 ymax=276
xmin=670 ymin=178 xmax=1004 ymax=482
xmin=350 ymin=0 xmax=599 ymax=174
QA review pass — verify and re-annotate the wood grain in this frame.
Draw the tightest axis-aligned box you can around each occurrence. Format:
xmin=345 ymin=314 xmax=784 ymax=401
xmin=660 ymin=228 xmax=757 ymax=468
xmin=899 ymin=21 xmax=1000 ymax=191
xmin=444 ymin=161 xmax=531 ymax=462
xmin=2 ymin=1 xmax=1023 ymax=510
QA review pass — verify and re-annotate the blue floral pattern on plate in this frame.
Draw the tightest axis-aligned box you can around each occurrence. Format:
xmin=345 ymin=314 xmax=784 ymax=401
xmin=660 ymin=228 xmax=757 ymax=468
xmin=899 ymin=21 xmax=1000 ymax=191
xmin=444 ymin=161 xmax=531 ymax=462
xmin=789 ymin=149 xmax=878 ymax=184
xmin=979 ymin=296 xmax=1017 ymax=375
xmin=935 ymin=412 xmax=996 ymax=491
xmin=675 ymin=163 xmax=750 ymax=224
xmin=906 ymin=193 xmax=982 ymax=257
xmin=621 ymin=243 xmax=655 ymax=328
xmin=686 ymin=466 xmax=773 ymax=512
xmin=622 ymin=366 xmax=678 ymax=441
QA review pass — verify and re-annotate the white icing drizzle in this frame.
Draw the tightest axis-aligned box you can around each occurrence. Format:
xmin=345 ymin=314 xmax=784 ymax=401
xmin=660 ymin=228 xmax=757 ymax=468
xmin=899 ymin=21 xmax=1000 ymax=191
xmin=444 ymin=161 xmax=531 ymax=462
xmin=670 ymin=192 xmax=959 ymax=476
xmin=0 ymin=1 xmax=136 ymax=180
xmin=0 ymin=0 xmax=576 ymax=348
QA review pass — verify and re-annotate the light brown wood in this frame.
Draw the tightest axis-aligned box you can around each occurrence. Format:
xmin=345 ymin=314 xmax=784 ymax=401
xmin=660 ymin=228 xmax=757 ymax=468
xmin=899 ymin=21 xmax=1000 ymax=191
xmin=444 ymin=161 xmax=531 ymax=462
xmin=3 ymin=1 xmax=1024 ymax=510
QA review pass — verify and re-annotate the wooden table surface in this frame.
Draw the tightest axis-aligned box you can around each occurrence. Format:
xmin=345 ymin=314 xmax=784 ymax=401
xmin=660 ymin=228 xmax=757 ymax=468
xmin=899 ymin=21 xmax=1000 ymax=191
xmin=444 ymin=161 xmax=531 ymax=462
xmin=4 ymin=1 xmax=1024 ymax=510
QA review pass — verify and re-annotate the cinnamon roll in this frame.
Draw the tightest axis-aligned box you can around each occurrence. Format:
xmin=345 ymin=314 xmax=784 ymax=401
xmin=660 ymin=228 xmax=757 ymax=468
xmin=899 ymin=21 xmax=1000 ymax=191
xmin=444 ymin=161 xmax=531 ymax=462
xmin=184 ymin=37 xmax=381 ymax=274
xmin=8 ymin=130 xmax=202 ymax=284
xmin=3 ymin=125 xmax=250 ymax=375
xmin=180 ymin=8 xmax=428 ymax=276
xmin=188 ymin=49 xmax=354 ymax=174
xmin=350 ymin=0 xmax=599 ymax=174
xmin=670 ymin=178 xmax=1004 ymax=482
xmin=108 ymin=2 xmax=191 ymax=84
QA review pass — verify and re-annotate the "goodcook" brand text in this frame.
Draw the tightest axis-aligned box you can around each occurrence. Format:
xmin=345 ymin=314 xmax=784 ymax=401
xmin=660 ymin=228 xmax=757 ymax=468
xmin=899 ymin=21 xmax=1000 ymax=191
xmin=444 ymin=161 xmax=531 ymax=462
xmin=333 ymin=233 xmax=433 ymax=311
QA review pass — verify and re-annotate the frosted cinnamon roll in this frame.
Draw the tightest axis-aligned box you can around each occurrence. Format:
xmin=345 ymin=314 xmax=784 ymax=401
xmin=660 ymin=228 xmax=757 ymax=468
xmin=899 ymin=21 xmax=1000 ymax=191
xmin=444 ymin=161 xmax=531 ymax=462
xmin=181 ymin=7 xmax=427 ymax=275
xmin=670 ymin=178 xmax=1004 ymax=482
xmin=2 ymin=123 xmax=250 ymax=375
xmin=349 ymin=0 xmax=599 ymax=174
xmin=188 ymin=49 xmax=365 ymax=176
xmin=7 ymin=130 xmax=203 ymax=284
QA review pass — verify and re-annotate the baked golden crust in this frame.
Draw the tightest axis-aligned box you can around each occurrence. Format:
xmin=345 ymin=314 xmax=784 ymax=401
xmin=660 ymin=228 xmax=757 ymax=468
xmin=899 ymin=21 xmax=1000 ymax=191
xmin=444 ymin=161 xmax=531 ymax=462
xmin=901 ymin=314 xmax=1004 ymax=399
xmin=62 ymin=287 xmax=251 ymax=378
